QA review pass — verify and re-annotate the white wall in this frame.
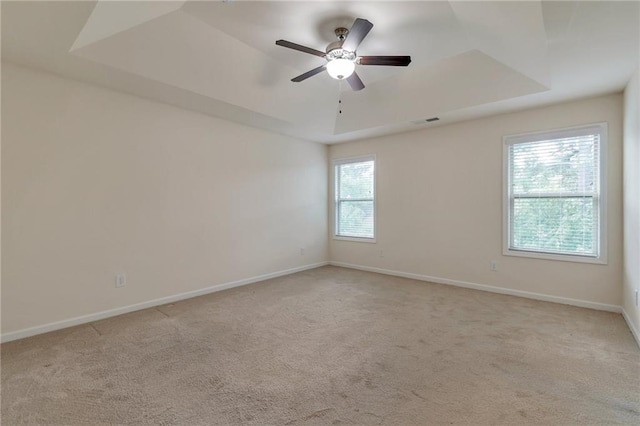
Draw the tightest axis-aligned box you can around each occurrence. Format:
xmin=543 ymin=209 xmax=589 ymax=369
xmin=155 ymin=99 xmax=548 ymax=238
xmin=623 ymin=68 xmax=640 ymax=341
xmin=330 ymin=94 xmax=623 ymax=308
xmin=0 ymin=60 xmax=631 ymax=341
xmin=1 ymin=63 xmax=328 ymax=338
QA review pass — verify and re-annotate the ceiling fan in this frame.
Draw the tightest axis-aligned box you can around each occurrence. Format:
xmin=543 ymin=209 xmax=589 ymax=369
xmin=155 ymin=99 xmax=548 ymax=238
xmin=275 ymin=18 xmax=411 ymax=91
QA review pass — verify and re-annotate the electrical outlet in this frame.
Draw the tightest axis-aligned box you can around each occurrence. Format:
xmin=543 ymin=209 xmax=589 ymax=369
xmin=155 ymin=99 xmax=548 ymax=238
xmin=636 ymin=289 xmax=638 ymax=307
xmin=299 ymin=247 xmax=305 ymax=256
xmin=490 ymin=261 xmax=498 ymax=272
xmin=115 ymin=273 xmax=126 ymax=288
xmin=379 ymin=249 xmax=384 ymax=258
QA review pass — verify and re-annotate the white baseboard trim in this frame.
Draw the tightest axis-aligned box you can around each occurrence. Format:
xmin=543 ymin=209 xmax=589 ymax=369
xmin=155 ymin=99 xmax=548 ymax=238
xmin=622 ymin=309 xmax=640 ymax=348
xmin=1 ymin=261 xmax=329 ymax=344
xmin=329 ymin=261 xmax=622 ymax=313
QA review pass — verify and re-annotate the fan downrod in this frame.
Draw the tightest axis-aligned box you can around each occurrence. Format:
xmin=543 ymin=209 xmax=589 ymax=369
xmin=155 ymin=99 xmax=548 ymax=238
xmin=326 ymin=27 xmax=356 ymax=58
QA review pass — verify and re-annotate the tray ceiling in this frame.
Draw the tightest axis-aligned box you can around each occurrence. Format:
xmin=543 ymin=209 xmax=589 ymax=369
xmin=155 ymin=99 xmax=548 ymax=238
xmin=2 ymin=1 xmax=638 ymax=143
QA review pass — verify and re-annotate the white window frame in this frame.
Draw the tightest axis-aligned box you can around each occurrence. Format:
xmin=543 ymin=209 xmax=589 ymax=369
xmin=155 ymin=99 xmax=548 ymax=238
xmin=333 ymin=155 xmax=377 ymax=243
xmin=503 ymin=123 xmax=607 ymax=264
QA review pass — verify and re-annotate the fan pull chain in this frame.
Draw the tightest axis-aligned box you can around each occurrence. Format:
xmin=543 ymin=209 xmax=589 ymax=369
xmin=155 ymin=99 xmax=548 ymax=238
xmin=338 ymin=80 xmax=343 ymax=114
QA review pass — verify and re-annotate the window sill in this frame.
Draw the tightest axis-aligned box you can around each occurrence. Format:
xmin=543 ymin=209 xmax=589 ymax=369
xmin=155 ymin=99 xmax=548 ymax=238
xmin=503 ymin=248 xmax=607 ymax=265
xmin=333 ymin=236 xmax=377 ymax=244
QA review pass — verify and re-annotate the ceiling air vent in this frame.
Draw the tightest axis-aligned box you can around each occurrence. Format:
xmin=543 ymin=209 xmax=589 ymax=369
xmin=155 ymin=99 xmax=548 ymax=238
xmin=411 ymin=117 xmax=440 ymax=125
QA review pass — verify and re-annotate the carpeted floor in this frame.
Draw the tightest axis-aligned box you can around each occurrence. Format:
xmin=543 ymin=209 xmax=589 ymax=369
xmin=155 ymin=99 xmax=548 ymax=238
xmin=2 ymin=266 xmax=639 ymax=425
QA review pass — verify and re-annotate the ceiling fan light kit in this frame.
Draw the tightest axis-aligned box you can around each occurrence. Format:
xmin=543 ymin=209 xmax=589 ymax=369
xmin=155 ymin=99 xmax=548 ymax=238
xmin=326 ymin=59 xmax=355 ymax=80
xmin=276 ymin=18 xmax=411 ymax=91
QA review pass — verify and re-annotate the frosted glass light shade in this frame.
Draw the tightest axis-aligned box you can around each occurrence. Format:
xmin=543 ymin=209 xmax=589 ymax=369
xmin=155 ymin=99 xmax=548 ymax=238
xmin=326 ymin=59 xmax=355 ymax=80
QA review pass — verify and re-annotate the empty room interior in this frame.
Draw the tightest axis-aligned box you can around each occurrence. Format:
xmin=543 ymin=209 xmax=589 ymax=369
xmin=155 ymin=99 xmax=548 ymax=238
xmin=2 ymin=1 xmax=640 ymax=424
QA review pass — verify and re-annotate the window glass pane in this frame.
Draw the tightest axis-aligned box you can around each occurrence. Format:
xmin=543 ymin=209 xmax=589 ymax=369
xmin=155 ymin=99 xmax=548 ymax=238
xmin=339 ymin=161 xmax=374 ymax=199
xmin=338 ymin=200 xmax=374 ymax=238
xmin=512 ymin=197 xmax=595 ymax=255
xmin=511 ymin=135 xmax=598 ymax=195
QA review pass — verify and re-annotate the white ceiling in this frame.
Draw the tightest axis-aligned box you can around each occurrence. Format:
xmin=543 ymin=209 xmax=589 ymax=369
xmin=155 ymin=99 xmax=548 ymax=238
xmin=2 ymin=1 xmax=638 ymax=144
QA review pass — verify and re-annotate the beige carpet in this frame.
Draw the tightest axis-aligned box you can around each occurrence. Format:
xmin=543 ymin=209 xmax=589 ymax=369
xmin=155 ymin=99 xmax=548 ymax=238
xmin=2 ymin=266 xmax=639 ymax=425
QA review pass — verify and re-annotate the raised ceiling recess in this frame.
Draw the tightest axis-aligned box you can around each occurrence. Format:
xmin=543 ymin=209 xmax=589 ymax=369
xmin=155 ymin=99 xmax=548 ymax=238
xmin=2 ymin=1 xmax=638 ymax=143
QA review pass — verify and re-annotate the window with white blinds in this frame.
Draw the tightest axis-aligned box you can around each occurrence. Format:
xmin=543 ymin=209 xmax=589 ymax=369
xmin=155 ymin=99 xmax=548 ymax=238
xmin=334 ymin=156 xmax=375 ymax=240
xmin=504 ymin=123 xmax=606 ymax=263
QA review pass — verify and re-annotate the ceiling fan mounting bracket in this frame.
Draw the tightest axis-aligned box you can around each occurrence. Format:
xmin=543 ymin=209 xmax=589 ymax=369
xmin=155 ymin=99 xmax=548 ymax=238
xmin=334 ymin=27 xmax=349 ymax=41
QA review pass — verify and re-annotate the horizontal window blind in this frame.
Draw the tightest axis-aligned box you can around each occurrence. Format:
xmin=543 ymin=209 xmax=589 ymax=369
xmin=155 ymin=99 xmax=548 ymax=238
xmin=335 ymin=158 xmax=375 ymax=239
xmin=506 ymin=125 xmax=603 ymax=258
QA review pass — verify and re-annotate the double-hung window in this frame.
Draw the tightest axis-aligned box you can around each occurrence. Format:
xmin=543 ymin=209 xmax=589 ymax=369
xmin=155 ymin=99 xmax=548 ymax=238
xmin=504 ymin=123 xmax=606 ymax=263
xmin=334 ymin=156 xmax=375 ymax=241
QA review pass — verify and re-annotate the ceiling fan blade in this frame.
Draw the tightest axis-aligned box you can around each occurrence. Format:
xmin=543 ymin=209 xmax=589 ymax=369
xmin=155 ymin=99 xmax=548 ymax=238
xmin=346 ymin=71 xmax=365 ymax=91
xmin=291 ymin=65 xmax=327 ymax=82
xmin=342 ymin=18 xmax=373 ymax=52
xmin=276 ymin=40 xmax=326 ymax=58
xmin=358 ymin=56 xmax=412 ymax=66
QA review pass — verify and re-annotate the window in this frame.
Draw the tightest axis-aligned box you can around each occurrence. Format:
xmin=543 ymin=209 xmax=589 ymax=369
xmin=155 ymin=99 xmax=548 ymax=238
xmin=334 ymin=156 xmax=375 ymax=241
xmin=504 ymin=123 xmax=606 ymax=263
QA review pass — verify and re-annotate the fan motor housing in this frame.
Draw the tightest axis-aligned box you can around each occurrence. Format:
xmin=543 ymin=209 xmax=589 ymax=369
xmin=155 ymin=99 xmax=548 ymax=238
xmin=326 ymin=43 xmax=356 ymax=61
